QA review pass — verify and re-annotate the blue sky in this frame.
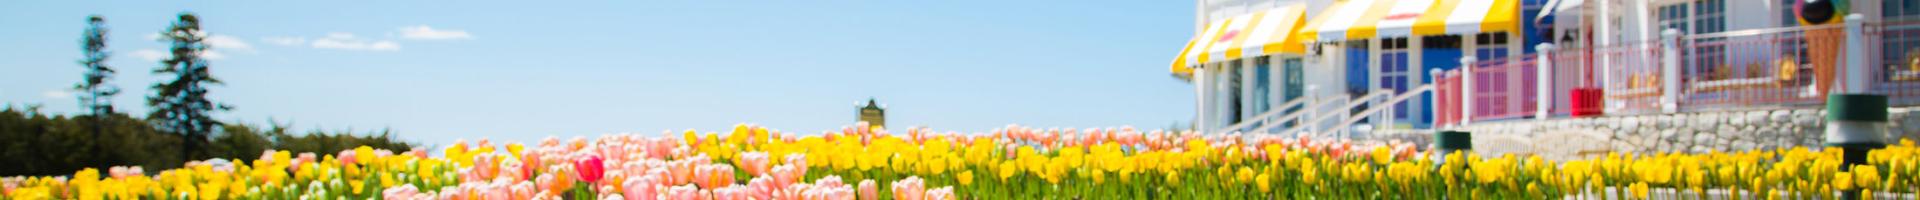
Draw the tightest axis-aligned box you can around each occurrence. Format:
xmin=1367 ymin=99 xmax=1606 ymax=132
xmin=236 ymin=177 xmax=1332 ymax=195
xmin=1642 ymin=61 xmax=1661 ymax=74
xmin=0 ymin=1 xmax=1196 ymax=145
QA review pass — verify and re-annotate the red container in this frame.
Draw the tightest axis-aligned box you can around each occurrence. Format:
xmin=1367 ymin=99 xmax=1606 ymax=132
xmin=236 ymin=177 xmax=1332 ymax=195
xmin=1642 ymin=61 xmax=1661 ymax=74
xmin=1570 ymin=87 xmax=1605 ymax=117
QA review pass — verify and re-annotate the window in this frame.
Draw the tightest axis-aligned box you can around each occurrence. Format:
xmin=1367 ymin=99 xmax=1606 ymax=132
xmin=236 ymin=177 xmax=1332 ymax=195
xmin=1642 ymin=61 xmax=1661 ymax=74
xmin=1890 ymin=0 xmax=1920 ymax=19
xmin=1657 ymin=4 xmax=1689 ymax=34
xmin=1692 ymin=0 xmax=1726 ymax=80
xmin=1658 ymin=0 xmax=1726 ymax=80
xmin=1886 ymin=0 xmax=1920 ymax=81
xmin=1779 ymin=0 xmax=1798 ymax=27
xmin=1226 ymin=62 xmax=1243 ymax=124
xmin=1380 ymin=37 xmax=1412 ymax=119
xmin=1476 ymin=32 xmax=1511 ymax=61
xmin=1253 ymin=57 xmax=1272 ymax=116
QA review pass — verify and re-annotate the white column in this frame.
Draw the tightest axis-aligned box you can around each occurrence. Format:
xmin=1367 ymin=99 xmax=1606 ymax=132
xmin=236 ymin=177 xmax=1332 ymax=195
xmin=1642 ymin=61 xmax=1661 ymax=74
xmin=1194 ymin=66 xmax=1210 ymax=134
xmin=1844 ymin=14 xmax=1868 ymax=94
xmin=1216 ymin=65 xmax=1235 ymax=130
xmin=1461 ymin=56 xmax=1477 ymax=124
xmin=1661 ymin=29 xmax=1682 ymax=113
xmin=1536 ymin=43 xmax=1556 ymax=120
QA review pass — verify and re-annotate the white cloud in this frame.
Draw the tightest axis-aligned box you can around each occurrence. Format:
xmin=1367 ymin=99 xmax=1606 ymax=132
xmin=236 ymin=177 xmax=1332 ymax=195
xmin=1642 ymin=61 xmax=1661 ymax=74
xmin=398 ymin=26 xmax=472 ymax=40
xmin=262 ymin=36 xmax=306 ymax=46
xmin=41 ymin=90 xmax=72 ymax=99
xmin=202 ymin=51 xmax=228 ymax=60
xmin=131 ymin=49 xmax=167 ymax=61
xmin=311 ymin=33 xmax=401 ymax=51
xmin=206 ymin=35 xmax=255 ymax=53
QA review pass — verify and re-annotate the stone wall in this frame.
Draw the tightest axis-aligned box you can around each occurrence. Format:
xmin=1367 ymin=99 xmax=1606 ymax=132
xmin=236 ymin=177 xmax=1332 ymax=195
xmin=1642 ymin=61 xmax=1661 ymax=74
xmin=1434 ymin=107 xmax=1920 ymax=160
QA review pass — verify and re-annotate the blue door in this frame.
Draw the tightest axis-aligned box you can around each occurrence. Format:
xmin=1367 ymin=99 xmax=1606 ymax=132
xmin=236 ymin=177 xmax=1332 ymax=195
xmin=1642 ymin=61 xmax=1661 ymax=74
xmin=1416 ymin=35 xmax=1466 ymax=129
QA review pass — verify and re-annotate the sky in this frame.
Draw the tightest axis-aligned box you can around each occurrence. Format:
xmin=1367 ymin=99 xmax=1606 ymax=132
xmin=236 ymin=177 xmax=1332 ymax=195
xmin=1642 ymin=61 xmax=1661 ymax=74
xmin=0 ymin=1 xmax=1197 ymax=146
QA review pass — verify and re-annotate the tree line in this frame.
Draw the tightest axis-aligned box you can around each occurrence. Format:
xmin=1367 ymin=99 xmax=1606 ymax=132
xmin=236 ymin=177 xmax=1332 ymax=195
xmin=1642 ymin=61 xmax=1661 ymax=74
xmin=0 ymin=13 xmax=415 ymax=176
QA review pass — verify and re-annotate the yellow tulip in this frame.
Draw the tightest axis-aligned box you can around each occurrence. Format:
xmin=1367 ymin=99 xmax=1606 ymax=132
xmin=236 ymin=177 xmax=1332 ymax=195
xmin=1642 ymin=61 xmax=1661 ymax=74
xmin=1834 ymin=171 xmax=1855 ymax=190
xmin=1256 ymin=173 xmax=1272 ymax=192
xmin=1853 ymin=165 xmax=1880 ymax=190
xmin=1628 ymin=182 xmax=1649 ymax=199
xmin=957 ymin=170 xmax=974 ymax=185
xmin=998 ymin=161 xmax=1018 ymax=181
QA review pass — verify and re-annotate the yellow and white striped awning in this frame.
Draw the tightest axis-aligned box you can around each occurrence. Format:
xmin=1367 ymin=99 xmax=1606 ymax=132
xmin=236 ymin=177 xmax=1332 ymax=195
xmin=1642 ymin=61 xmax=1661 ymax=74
xmin=1297 ymin=0 xmax=1520 ymax=42
xmin=1171 ymin=5 xmax=1309 ymax=76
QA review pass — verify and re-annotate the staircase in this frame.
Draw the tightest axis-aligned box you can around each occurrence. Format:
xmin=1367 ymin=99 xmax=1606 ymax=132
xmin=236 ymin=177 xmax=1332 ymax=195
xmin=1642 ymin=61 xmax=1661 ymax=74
xmin=1219 ymin=84 xmax=1437 ymax=139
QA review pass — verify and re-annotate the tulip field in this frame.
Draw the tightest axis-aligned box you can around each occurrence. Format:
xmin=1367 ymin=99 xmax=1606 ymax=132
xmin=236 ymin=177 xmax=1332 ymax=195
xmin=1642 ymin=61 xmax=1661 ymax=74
xmin=4 ymin=123 xmax=1920 ymax=199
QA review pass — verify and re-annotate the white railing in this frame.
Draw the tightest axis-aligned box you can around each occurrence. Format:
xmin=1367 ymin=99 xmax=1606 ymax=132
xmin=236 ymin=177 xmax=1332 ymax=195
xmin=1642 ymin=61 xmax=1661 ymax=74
xmin=1218 ymin=97 xmax=1315 ymax=133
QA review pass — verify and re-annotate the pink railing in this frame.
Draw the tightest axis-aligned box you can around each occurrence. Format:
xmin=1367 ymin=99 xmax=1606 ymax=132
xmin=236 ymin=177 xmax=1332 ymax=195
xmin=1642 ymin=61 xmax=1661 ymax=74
xmin=1863 ymin=20 xmax=1920 ymax=105
xmin=1435 ymin=70 xmax=1464 ymax=126
xmin=1468 ymin=56 xmax=1540 ymax=120
xmin=1599 ymin=40 xmax=1669 ymax=115
xmin=1432 ymin=19 xmax=1920 ymax=127
xmin=1673 ymin=25 xmax=1836 ymax=111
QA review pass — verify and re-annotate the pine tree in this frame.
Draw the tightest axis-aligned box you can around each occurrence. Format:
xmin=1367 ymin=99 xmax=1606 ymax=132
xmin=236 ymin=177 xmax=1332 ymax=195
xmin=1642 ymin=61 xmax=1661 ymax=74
xmin=77 ymin=15 xmax=118 ymax=117
xmin=76 ymin=15 xmax=120 ymax=168
xmin=148 ymin=12 xmax=229 ymax=161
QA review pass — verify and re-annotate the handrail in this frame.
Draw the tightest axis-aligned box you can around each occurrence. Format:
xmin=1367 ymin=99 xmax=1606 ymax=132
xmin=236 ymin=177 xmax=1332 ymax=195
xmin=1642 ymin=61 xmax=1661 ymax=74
xmin=1275 ymin=90 xmax=1394 ymax=135
xmin=1218 ymin=97 xmax=1314 ymax=133
xmin=1250 ymin=95 xmax=1351 ymax=133
xmin=1681 ymin=23 xmax=1842 ymax=40
xmin=1323 ymin=85 xmax=1436 ymax=137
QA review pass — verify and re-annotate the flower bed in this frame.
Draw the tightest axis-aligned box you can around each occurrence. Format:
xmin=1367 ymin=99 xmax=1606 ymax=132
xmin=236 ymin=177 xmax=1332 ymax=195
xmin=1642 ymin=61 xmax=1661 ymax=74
xmin=4 ymin=123 xmax=1919 ymax=199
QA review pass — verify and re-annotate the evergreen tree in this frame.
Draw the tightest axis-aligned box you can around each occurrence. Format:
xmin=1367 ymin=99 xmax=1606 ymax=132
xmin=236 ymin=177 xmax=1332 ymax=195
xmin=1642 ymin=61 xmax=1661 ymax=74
xmin=147 ymin=12 xmax=229 ymax=162
xmin=75 ymin=15 xmax=119 ymax=166
xmin=76 ymin=15 xmax=117 ymax=116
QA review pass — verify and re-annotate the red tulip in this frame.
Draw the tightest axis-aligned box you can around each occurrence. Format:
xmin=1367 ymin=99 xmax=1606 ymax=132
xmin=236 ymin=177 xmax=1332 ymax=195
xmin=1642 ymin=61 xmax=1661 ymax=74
xmin=576 ymin=154 xmax=606 ymax=183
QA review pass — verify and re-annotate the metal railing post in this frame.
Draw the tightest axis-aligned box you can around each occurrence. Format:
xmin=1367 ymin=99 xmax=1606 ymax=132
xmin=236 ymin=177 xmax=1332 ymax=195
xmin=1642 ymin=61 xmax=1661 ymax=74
xmin=1461 ymin=56 xmax=1477 ymax=124
xmin=1536 ymin=43 xmax=1555 ymax=120
xmin=1661 ymin=29 xmax=1682 ymax=113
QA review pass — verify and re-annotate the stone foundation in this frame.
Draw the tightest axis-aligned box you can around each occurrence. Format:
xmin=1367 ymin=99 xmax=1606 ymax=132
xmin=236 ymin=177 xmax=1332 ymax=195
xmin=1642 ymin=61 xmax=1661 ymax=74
xmin=1409 ymin=107 xmax=1920 ymax=160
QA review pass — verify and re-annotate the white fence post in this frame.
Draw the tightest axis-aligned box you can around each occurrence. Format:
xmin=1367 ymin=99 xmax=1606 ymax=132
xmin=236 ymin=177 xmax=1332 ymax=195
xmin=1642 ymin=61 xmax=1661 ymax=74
xmin=1661 ymin=29 xmax=1682 ymax=113
xmin=1844 ymin=14 xmax=1868 ymax=94
xmin=1431 ymin=69 xmax=1446 ymax=128
xmin=1536 ymin=43 xmax=1555 ymax=120
xmin=1461 ymin=56 xmax=1477 ymax=124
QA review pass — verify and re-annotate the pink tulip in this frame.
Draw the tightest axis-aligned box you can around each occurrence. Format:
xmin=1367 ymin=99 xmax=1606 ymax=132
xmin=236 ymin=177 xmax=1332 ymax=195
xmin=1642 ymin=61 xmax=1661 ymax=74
xmin=576 ymin=154 xmax=607 ymax=183
xmin=783 ymin=154 xmax=807 ymax=175
xmin=107 ymin=166 xmax=128 ymax=179
xmin=338 ymin=149 xmax=359 ymax=166
xmin=294 ymin=152 xmax=317 ymax=167
xmin=736 ymin=152 xmax=771 ymax=176
xmin=500 ymin=159 xmax=528 ymax=182
xmin=745 ymin=176 xmax=775 ymax=200
xmin=691 ymin=164 xmax=716 ymax=188
xmin=664 ymin=184 xmax=703 ymax=200
xmin=814 ymin=175 xmax=844 ymax=188
xmin=924 ymin=187 xmax=955 ymax=200
xmin=624 ymin=174 xmax=661 ymax=200
xmin=695 ymin=164 xmax=735 ymax=189
xmin=512 ymin=182 xmax=537 ymax=200
xmin=890 ymin=176 xmax=925 ymax=200
xmin=667 ymin=160 xmax=694 ymax=186
xmin=712 ymin=185 xmax=748 ymax=200
xmin=770 ymin=165 xmax=798 ymax=187
xmin=857 ymin=179 xmax=878 ymax=200
xmin=383 ymin=184 xmax=420 ymax=200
